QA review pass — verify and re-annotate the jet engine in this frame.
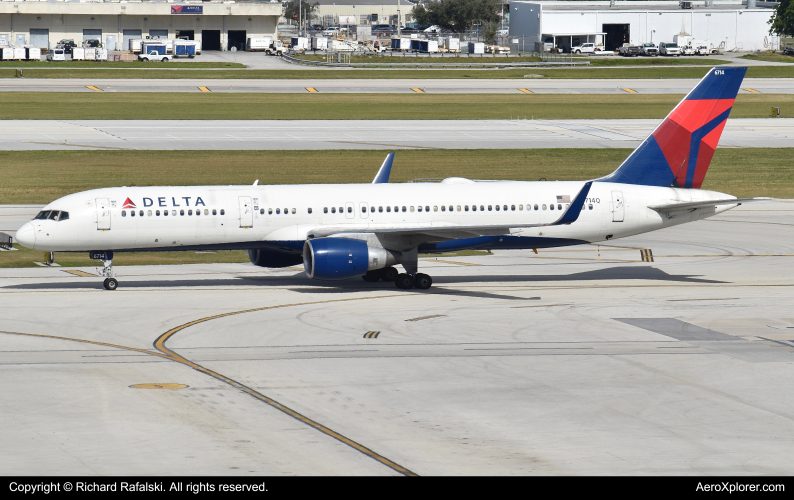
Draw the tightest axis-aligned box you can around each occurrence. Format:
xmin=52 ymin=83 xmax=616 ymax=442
xmin=303 ymin=237 xmax=400 ymax=280
xmin=247 ymin=248 xmax=304 ymax=268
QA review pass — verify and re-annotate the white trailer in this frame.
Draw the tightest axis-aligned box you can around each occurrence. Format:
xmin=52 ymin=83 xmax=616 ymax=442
xmin=12 ymin=46 xmax=25 ymax=60
xmin=71 ymin=47 xmax=85 ymax=61
xmin=95 ymin=47 xmax=108 ymax=61
xmin=25 ymin=46 xmax=41 ymax=61
xmin=468 ymin=42 xmax=484 ymax=54
xmin=1 ymin=46 xmax=13 ymax=61
xmin=291 ymin=37 xmax=309 ymax=50
xmin=441 ymin=37 xmax=460 ymax=52
xmin=129 ymin=38 xmax=142 ymax=53
xmin=246 ymin=37 xmax=272 ymax=51
xmin=311 ymin=37 xmax=328 ymax=50
xmin=85 ymin=48 xmax=97 ymax=60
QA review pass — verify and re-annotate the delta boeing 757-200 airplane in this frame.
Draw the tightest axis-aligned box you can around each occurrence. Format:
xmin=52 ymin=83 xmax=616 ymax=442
xmin=15 ymin=67 xmax=761 ymax=291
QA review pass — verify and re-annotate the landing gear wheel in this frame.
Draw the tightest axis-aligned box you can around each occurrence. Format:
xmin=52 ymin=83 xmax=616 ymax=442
xmin=362 ymin=270 xmax=383 ymax=282
xmin=381 ymin=266 xmax=399 ymax=282
xmin=103 ymin=278 xmax=118 ymax=291
xmin=414 ymin=273 xmax=433 ymax=290
xmin=395 ymin=273 xmax=415 ymax=289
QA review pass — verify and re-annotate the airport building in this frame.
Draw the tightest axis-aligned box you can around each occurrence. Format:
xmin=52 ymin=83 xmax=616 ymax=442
xmin=509 ymin=0 xmax=778 ymax=52
xmin=310 ymin=0 xmax=416 ymax=28
xmin=0 ymin=0 xmax=282 ymax=51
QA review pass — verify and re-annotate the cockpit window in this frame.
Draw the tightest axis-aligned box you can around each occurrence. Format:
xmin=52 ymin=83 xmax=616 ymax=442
xmin=35 ymin=211 xmax=51 ymax=220
xmin=58 ymin=211 xmax=69 ymax=221
xmin=48 ymin=211 xmax=60 ymax=220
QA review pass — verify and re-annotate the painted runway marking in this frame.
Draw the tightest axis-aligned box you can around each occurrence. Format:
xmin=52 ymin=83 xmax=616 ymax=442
xmin=85 ymin=86 xmax=103 ymax=92
xmin=410 ymin=88 xmax=425 ymax=93
xmin=305 ymin=87 xmax=318 ymax=93
xmin=198 ymin=86 xmax=211 ymax=92
xmin=63 ymin=270 xmax=95 ymax=277
xmin=363 ymin=331 xmax=380 ymax=339
xmin=130 ymin=383 xmax=188 ymax=389
xmin=405 ymin=314 xmax=446 ymax=322
xmin=743 ymin=88 xmax=761 ymax=93
xmin=431 ymin=259 xmax=482 ymax=267
xmin=512 ymin=303 xmax=570 ymax=309
xmin=667 ymin=298 xmax=739 ymax=302
xmin=517 ymin=88 xmax=533 ymax=94
xmin=621 ymin=88 xmax=638 ymax=94
xmin=640 ymin=249 xmax=654 ymax=262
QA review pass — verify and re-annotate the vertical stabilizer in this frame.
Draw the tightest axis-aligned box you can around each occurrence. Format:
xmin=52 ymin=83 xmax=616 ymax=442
xmin=597 ymin=67 xmax=746 ymax=188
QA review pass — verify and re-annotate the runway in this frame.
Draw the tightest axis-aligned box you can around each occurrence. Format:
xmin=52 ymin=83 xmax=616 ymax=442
xmin=1 ymin=201 xmax=794 ymax=474
xmin=0 ymin=77 xmax=791 ymax=94
xmin=1 ymin=118 xmax=791 ymax=150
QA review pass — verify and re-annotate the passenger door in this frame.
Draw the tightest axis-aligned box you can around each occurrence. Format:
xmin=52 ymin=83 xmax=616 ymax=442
xmin=238 ymin=196 xmax=253 ymax=228
xmin=611 ymin=191 xmax=624 ymax=222
xmin=95 ymin=198 xmax=111 ymax=230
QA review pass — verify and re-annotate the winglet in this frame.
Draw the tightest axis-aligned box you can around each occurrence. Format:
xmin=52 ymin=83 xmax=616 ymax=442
xmin=552 ymin=181 xmax=592 ymax=225
xmin=372 ymin=152 xmax=395 ymax=184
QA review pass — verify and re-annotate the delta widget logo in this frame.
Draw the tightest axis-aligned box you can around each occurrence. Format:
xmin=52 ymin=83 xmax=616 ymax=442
xmin=122 ymin=198 xmax=137 ymax=209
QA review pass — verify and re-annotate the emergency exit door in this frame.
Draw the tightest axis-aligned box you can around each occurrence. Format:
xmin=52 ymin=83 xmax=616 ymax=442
xmin=359 ymin=202 xmax=369 ymax=219
xmin=239 ymin=197 xmax=253 ymax=227
xmin=611 ymin=191 xmax=624 ymax=222
xmin=96 ymin=198 xmax=111 ymax=230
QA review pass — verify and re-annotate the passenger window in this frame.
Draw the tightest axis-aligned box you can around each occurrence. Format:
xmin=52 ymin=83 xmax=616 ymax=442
xmin=155 ymin=210 xmax=160 ymax=216
xmin=542 ymin=204 xmax=547 ymax=210
xmin=426 ymin=206 xmax=430 ymax=212
xmin=394 ymin=206 xmax=399 ymax=212
xmin=370 ymin=206 xmax=375 ymax=212
xmin=324 ymin=207 xmax=328 ymax=213
xmin=180 ymin=210 xmax=185 ymax=216
xmin=495 ymin=205 xmax=500 ymax=211
xmin=362 ymin=206 xmax=366 ymax=213
xmin=260 ymin=209 xmax=264 ymax=215
xmin=386 ymin=206 xmax=391 ymax=212
xmin=291 ymin=208 xmax=296 ymax=214
xmin=204 ymin=209 xmax=209 ymax=215
xmin=220 ymin=209 xmax=225 ymax=215
xmin=138 ymin=210 xmax=143 ymax=217
xmin=285 ymin=208 xmax=289 ymax=214
xmin=277 ymin=208 xmax=281 ymax=214
xmin=330 ymin=207 xmax=335 ymax=214
xmin=503 ymin=205 xmax=508 ymax=211
xmin=172 ymin=210 xmax=177 ymax=216
xmin=131 ymin=211 xmax=136 ymax=217
xmin=145 ymin=210 xmax=151 ymax=216
xmin=550 ymin=205 xmax=554 ymax=211
xmin=122 ymin=210 xmax=127 ymax=217
xmin=48 ymin=211 xmax=59 ymax=220
xmin=339 ymin=207 xmax=343 ymax=213
xmin=188 ymin=209 xmax=193 ymax=216
xmin=519 ymin=205 xmax=523 ymax=211
xmin=511 ymin=205 xmax=515 ymax=211
xmin=457 ymin=206 xmax=461 ymax=212
xmin=213 ymin=209 xmax=217 ymax=215
xmin=379 ymin=206 xmax=383 ymax=212
xmin=347 ymin=207 xmax=352 ymax=213
xmin=588 ymin=204 xmax=593 ymax=210
xmin=534 ymin=204 xmax=539 ymax=211
xmin=196 ymin=210 xmax=200 ymax=216
xmin=480 ymin=205 xmax=484 ymax=211
xmin=402 ymin=206 xmax=406 ymax=212
xmin=308 ymin=208 xmax=313 ymax=214
xmin=470 ymin=205 xmax=475 ymax=212
xmin=465 ymin=205 xmax=469 ymax=212
xmin=449 ymin=206 xmax=453 ymax=212
xmin=433 ymin=206 xmax=438 ymax=212
xmin=441 ymin=206 xmax=445 ymax=212
xmin=558 ymin=204 xmax=562 ymax=210
xmin=488 ymin=205 xmax=492 ymax=211
xmin=410 ymin=206 xmax=415 ymax=212
xmin=417 ymin=206 xmax=423 ymax=212
xmin=164 ymin=210 xmax=168 ymax=217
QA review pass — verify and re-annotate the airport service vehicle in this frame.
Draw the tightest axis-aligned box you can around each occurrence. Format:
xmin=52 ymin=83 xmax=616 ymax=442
xmin=138 ymin=50 xmax=172 ymax=62
xmin=266 ymin=39 xmax=287 ymax=55
xmin=46 ymin=48 xmax=65 ymax=61
xmin=618 ymin=43 xmax=640 ymax=56
xmin=681 ymin=45 xmax=696 ymax=56
xmin=640 ymin=43 xmax=658 ymax=56
xmin=16 ymin=68 xmax=760 ymax=292
xmin=659 ymin=42 xmax=681 ymax=56
xmin=246 ymin=37 xmax=272 ymax=51
xmin=571 ymin=43 xmax=596 ymax=55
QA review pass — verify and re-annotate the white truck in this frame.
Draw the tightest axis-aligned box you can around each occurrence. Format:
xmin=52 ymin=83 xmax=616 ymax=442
xmin=571 ymin=42 xmax=596 ymax=55
xmin=138 ymin=50 xmax=172 ymax=62
xmin=265 ymin=39 xmax=287 ymax=56
xmin=659 ymin=42 xmax=681 ymax=56
xmin=246 ymin=37 xmax=272 ymax=51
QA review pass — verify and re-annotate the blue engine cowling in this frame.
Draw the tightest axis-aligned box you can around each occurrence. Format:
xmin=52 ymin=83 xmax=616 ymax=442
xmin=247 ymin=248 xmax=303 ymax=268
xmin=303 ymin=238 xmax=369 ymax=280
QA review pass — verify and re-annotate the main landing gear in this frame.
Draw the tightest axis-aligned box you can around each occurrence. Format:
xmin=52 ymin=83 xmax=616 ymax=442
xmin=361 ymin=266 xmax=433 ymax=290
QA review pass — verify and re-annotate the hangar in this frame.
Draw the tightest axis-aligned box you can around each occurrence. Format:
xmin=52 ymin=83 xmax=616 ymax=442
xmin=509 ymin=0 xmax=778 ymax=52
xmin=0 ymin=0 xmax=281 ymax=52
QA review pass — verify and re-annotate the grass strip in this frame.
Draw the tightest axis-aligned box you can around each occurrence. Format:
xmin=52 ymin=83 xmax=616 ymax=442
xmin=0 ymin=93 xmax=789 ymax=120
xmin=8 ymin=65 xmax=794 ymax=80
xmin=294 ymin=54 xmax=727 ymax=67
xmin=740 ymin=53 xmax=794 ymax=64
xmin=0 ymin=148 xmax=791 ymax=205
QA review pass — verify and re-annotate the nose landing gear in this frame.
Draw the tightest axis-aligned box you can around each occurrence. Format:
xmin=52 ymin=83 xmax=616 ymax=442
xmin=103 ymin=277 xmax=118 ymax=290
xmin=91 ymin=251 xmax=118 ymax=290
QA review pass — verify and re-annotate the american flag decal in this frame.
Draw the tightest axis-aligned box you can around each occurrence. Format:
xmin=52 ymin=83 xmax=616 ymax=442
xmin=556 ymin=195 xmax=571 ymax=203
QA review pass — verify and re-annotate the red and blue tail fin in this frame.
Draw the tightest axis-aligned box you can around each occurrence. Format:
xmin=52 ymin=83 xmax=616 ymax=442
xmin=597 ymin=67 xmax=746 ymax=188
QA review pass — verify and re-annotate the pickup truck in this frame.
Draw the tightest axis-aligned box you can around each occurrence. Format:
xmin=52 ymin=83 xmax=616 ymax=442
xmin=659 ymin=42 xmax=681 ymax=56
xmin=618 ymin=43 xmax=640 ymax=56
xmin=265 ymin=40 xmax=287 ymax=56
xmin=138 ymin=50 xmax=172 ymax=62
xmin=571 ymin=43 xmax=596 ymax=55
xmin=640 ymin=43 xmax=658 ymax=56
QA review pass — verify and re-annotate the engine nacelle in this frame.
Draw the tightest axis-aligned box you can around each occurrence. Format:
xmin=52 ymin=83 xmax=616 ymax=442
xmin=303 ymin=237 xmax=400 ymax=280
xmin=247 ymin=248 xmax=303 ymax=268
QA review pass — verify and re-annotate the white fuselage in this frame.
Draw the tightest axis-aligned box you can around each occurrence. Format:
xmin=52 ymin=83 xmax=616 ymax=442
xmin=16 ymin=180 xmax=737 ymax=254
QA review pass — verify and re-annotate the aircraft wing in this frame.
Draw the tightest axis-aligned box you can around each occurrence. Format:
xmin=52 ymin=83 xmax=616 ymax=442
xmin=647 ymin=197 xmax=771 ymax=214
xmin=308 ymin=182 xmax=592 ymax=240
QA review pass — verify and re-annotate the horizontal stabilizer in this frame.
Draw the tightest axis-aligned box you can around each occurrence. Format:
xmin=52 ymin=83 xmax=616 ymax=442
xmin=648 ymin=197 xmax=771 ymax=212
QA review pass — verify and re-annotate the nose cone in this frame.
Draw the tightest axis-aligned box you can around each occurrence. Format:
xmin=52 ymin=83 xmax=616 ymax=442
xmin=15 ymin=222 xmax=35 ymax=249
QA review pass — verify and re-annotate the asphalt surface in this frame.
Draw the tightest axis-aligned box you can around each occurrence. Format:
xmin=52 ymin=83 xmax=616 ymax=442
xmin=1 ymin=77 xmax=790 ymax=94
xmin=0 ymin=118 xmax=790 ymax=150
xmin=1 ymin=201 xmax=793 ymax=474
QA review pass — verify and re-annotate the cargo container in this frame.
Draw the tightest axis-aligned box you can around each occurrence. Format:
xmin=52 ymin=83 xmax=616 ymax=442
xmin=246 ymin=37 xmax=272 ymax=51
xmin=85 ymin=48 xmax=97 ymax=60
xmin=390 ymin=37 xmax=411 ymax=50
xmin=95 ymin=47 xmax=108 ymax=61
xmin=174 ymin=39 xmax=197 ymax=57
xmin=311 ymin=37 xmax=328 ymax=50
xmin=290 ymin=37 xmax=309 ymax=50
xmin=129 ymin=38 xmax=143 ymax=53
xmin=25 ymin=46 xmax=41 ymax=61
xmin=418 ymin=40 xmax=438 ymax=53
xmin=11 ymin=46 xmax=25 ymax=60
xmin=410 ymin=39 xmax=422 ymax=51
xmin=141 ymin=42 xmax=167 ymax=55
xmin=468 ymin=42 xmax=484 ymax=54
xmin=441 ymin=37 xmax=460 ymax=52
xmin=71 ymin=47 xmax=85 ymax=61
xmin=1 ymin=46 xmax=13 ymax=61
